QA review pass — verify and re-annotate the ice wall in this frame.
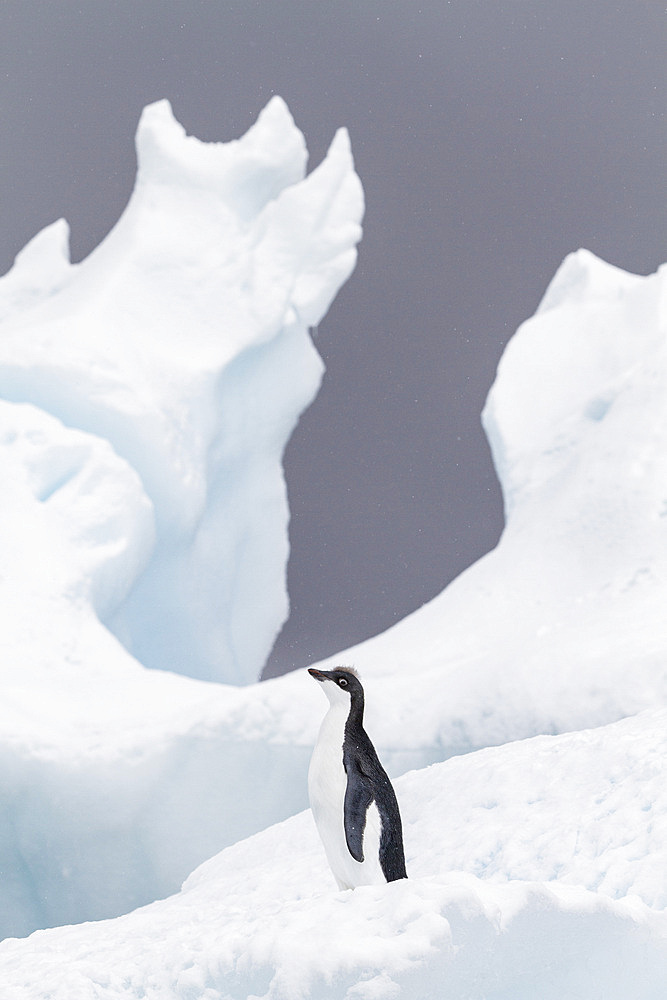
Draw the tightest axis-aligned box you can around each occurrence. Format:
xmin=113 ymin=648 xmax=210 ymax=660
xmin=0 ymin=97 xmax=364 ymax=685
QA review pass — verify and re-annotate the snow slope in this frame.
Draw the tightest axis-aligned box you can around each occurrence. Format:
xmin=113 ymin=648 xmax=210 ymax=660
xmin=2 ymin=710 xmax=666 ymax=999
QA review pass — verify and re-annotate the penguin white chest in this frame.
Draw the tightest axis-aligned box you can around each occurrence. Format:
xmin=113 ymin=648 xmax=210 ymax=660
xmin=308 ymin=703 xmax=382 ymax=890
xmin=308 ymin=703 xmax=348 ymax=829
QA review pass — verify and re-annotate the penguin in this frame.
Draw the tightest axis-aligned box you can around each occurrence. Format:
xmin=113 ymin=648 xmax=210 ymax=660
xmin=307 ymin=666 xmax=407 ymax=890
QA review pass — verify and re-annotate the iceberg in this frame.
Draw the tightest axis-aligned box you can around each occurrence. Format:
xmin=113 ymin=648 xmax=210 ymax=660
xmin=0 ymin=96 xmax=364 ymax=687
xmin=1 ymin=92 xmax=666 ymax=997
xmin=1 ymin=240 xmax=665 ymax=942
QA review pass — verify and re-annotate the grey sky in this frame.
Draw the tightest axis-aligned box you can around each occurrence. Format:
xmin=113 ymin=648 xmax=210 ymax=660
xmin=1 ymin=1 xmax=665 ymax=678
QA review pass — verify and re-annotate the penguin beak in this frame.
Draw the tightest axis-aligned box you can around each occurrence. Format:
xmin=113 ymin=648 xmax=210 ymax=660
xmin=308 ymin=668 xmax=330 ymax=682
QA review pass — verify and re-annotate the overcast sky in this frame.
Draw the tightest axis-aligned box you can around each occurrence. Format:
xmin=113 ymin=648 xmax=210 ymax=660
xmin=1 ymin=1 xmax=665 ymax=678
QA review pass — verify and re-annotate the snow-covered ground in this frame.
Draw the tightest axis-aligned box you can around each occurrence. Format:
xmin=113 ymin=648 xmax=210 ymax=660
xmin=0 ymin=98 xmax=665 ymax=998
xmin=2 ymin=710 xmax=667 ymax=998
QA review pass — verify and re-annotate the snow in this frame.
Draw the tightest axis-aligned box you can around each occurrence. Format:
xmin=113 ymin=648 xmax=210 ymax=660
xmin=0 ymin=94 xmax=666 ymax=997
xmin=2 ymin=711 xmax=667 ymax=997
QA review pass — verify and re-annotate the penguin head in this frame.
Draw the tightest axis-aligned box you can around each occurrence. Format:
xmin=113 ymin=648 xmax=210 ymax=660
xmin=308 ymin=666 xmax=363 ymax=707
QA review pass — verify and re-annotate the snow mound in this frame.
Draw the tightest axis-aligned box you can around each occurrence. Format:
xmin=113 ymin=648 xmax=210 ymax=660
xmin=2 ymin=711 xmax=666 ymax=999
xmin=0 ymin=96 xmax=363 ymax=686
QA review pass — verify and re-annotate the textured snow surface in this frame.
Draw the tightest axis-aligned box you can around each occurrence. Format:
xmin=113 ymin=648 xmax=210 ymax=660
xmin=2 ymin=711 xmax=667 ymax=998
xmin=1 ymin=93 xmax=666 ymax=997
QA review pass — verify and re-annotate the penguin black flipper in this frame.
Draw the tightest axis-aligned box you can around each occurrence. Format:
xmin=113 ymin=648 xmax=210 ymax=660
xmin=343 ymin=760 xmax=374 ymax=863
xmin=344 ymin=735 xmax=408 ymax=881
xmin=374 ymin=769 xmax=408 ymax=882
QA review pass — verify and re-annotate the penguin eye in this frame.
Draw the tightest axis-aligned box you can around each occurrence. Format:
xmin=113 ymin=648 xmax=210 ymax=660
xmin=339 ymin=678 xmax=347 ymax=687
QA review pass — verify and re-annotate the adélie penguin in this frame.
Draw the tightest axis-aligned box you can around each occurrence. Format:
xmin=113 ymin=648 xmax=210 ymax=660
xmin=308 ymin=666 xmax=407 ymax=889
